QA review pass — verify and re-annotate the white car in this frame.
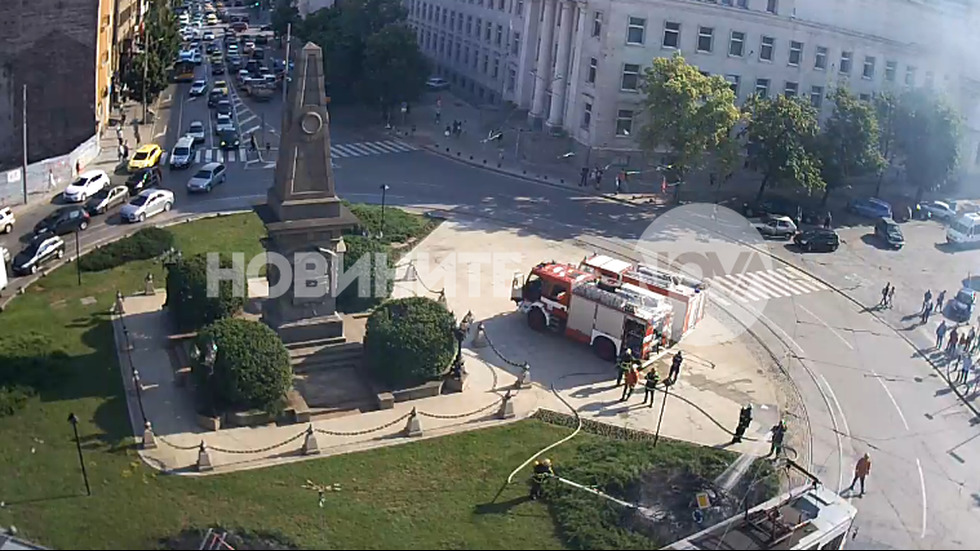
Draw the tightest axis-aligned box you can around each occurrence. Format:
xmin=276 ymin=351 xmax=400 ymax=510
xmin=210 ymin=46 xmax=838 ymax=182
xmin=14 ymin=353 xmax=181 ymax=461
xmin=215 ymin=114 xmax=235 ymax=133
xmin=187 ymin=120 xmax=206 ymax=143
xmin=0 ymin=206 xmax=14 ymax=234
xmin=120 ymin=189 xmax=174 ymax=223
xmin=203 ymin=31 xmax=215 ymax=41
xmin=921 ymin=200 xmax=957 ymax=221
xmin=63 ymin=170 xmax=110 ymax=203
xmin=189 ymin=80 xmax=208 ymax=96
xmin=190 ymin=50 xmax=203 ymax=64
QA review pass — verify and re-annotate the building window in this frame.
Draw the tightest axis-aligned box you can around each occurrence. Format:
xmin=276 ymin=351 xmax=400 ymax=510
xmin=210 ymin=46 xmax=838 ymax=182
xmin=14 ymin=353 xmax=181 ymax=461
xmin=450 ymin=11 xmax=456 ymax=29
xmin=905 ymin=65 xmax=916 ymax=86
xmin=663 ymin=21 xmax=680 ymax=48
xmin=755 ymin=78 xmax=770 ymax=97
xmin=496 ymin=24 xmax=503 ymax=46
xmin=464 ymin=45 xmax=470 ymax=65
xmin=863 ymin=56 xmax=875 ymax=79
xmin=615 ymin=109 xmax=634 ymax=136
xmin=592 ymin=11 xmax=603 ymax=38
xmin=859 ymin=93 xmax=871 ymax=102
xmin=767 ymin=0 xmax=778 ymax=14
xmin=840 ymin=51 xmax=852 ymax=74
xmin=493 ymin=57 xmax=500 ymax=78
xmin=582 ymin=102 xmax=592 ymax=128
xmin=466 ymin=15 xmax=473 ymax=34
xmin=475 ymin=18 xmax=481 ymax=37
xmin=587 ymin=57 xmax=598 ymax=83
xmin=784 ymin=81 xmax=798 ymax=97
xmin=483 ymin=54 xmax=489 ymax=73
xmin=729 ymin=31 xmax=745 ymax=57
xmin=512 ymin=32 xmax=521 ymax=55
xmin=458 ymin=12 xmax=464 ymax=31
xmin=455 ymin=40 xmax=461 ymax=61
xmin=789 ymin=41 xmax=803 ymax=66
xmin=697 ymin=27 xmax=714 ymax=53
xmin=885 ymin=61 xmax=896 ymax=82
xmin=627 ymin=16 xmax=646 ymax=45
xmin=621 ymin=63 xmax=641 ymax=91
xmin=442 ymin=8 xmax=447 ymax=25
xmin=725 ymin=74 xmax=740 ymax=96
xmin=498 ymin=0 xmax=505 ymax=10
xmin=485 ymin=21 xmax=492 ymax=41
xmin=810 ymin=85 xmax=823 ymax=108
xmin=759 ymin=36 xmax=774 ymax=61
xmin=814 ymin=46 xmax=827 ymax=70
xmin=508 ymin=68 xmax=516 ymax=90
xmin=516 ymin=0 xmax=523 ymax=15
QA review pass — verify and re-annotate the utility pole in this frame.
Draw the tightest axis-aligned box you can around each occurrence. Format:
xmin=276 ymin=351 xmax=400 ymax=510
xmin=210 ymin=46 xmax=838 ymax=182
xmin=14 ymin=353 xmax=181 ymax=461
xmin=281 ymin=23 xmax=291 ymax=104
xmin=142 ymin=33 xmax=150 ymax=122
xmin=21 ymin=85 xmax=28 ymax=205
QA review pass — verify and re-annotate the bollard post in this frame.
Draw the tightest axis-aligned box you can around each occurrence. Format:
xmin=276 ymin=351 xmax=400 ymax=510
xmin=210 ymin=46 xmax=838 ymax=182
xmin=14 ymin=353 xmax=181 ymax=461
xmin=472 ymin=322 xmax=488 ymax=348
xmin=302 ymin=424 xmax=320 ymax=455
xmin=122 ymin=328 xmax=134 ymax=352
xmin=498 ymin=390 xmax=516 ymax=419
xmin=142 ymin=421 xmax=157 ymax=449
xmin=115 ymin=290 xmax=125 ymax=315
xmin=405 ymin=261 xmax=418 ymax=282
xmin=196 ymin=441 xmax=214 ymax=472
xmin=516 ymin=362 xmax=532 ymax=389
xmin=437 ymin=289 xmax=448 ymax=308
xmin=144 ymin=273 xmax=155 ymax=296
xmin=404 ymin=407 xmax=423 ymax=437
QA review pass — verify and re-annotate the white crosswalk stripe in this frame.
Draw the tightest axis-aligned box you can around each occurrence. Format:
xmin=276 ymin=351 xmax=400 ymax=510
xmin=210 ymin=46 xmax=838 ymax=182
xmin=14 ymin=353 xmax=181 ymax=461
xmin=159 ymin=148 xmax=254 ymax=167
xmin=707 ymin=267 xmax=829 ymax=303
xmin=330 ymin=140 xmax=417 ymax=159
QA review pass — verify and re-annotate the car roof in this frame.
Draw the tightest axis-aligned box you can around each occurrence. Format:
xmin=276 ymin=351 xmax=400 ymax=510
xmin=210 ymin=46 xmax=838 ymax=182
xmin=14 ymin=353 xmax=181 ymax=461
xmin=866 ymin=197 xmax=890 ymax=206
xmin=176 ymin=135 xmax=195 ymax=146
xmin=201 ymin=162 xmax=223 ymax=171
xmin=190 ymin=120 xmax=204 ymax=127
xmin=78 ymin=169 xmax=106 ymax=179
xmin=138 ymin=188 xmax=168 ymax=197
xmin=136 ymin=144 xmax=159 ymax=152
xmin=768 ymin=214 xmax=793 ymax=222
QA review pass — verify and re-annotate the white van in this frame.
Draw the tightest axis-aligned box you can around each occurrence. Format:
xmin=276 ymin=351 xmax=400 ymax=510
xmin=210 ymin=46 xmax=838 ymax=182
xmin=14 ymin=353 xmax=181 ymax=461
xmin=947 ymin=212 xmax=980 ymax=245
xmin=169 ymin=135 xmax=196 ymax=170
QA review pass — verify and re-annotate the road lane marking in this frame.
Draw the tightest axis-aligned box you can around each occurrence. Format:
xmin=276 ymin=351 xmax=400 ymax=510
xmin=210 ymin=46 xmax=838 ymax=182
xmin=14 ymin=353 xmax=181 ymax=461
xmin=242 ymin=125 xmax=261 ymax=135
xmin=799 ymin=304 xmax=854 ymax=350
xmin=917 ymin=457 xmax=927 ymax=538
xmin=873 ymin=370 xmax=910 ymax=431
xmin=239 ymin=114 xmax=258 ymax=125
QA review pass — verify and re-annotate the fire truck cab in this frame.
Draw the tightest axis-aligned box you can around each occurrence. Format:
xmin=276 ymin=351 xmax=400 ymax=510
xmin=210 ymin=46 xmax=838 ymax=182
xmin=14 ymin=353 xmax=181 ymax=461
xmin=511 ymin=262 xmax=672 ymax=362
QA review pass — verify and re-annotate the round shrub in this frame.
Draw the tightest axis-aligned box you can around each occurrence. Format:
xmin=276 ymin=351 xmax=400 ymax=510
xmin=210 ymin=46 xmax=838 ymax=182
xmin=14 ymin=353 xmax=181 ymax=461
xmin=196 ymin=318 xmax=292 ymax=414
xmin=79 ymin=227 xmax=175 ymax=272
xmin=364 ymin=296 xmax=456 ymax=387
xmin=164 ymin=253 xmax=245 ymax=331
xmin=337 ymin=235 xmax=393 ymax=313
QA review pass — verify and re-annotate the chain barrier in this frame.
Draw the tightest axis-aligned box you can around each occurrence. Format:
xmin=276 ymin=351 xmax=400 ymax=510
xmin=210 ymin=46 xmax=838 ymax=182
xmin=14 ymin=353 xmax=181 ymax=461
xmin=405 ymin=259 xmax=442 ymax=295
xmin=482 ymin=324 xmax=526 ymax=369
xmin=417 ymin=395 xmax=503 ymax=420
xmin=314 ymin=411 xmax=412 ymax=437
xmin=207 ymin=429 xmax=308 ymax=455
xmin=157 ymin=434 xmax=204 ymax=451
xmin=116 ymin=300 xmax=148 ymax=426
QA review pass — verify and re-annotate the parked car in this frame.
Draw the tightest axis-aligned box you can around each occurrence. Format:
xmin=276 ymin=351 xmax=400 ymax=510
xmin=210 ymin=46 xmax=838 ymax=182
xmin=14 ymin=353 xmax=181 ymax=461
xmin=889 ymin=196 xmax=928 ymax=222
xmin=187 ymin=120 xmax=206 ymax=143
xmin=11 ymin=235 xmax=65 ymax=276
xmin=874 ymin=217 xmax=905 ymax=249
xmin=948 ymin=288 xmax=977 ymax=322
xmin=742 ymin=197 xmax=822 ymax=224
xmin=127 ymin=144 xmax=164 ymax=172
xmin=33 ymin=206 xmax=90 ymax=236
xmin=848 ymin=197 xmax=893 ymax=219
xmin=425 ymin=76 xmax=449 ymax=90
xmin=121 ymin=189 xmax=174 ymax=223
xmin=0 ymin=206 xmax=14 ymax=234
xmin=920 ymin=200 xmax=957 ymax=221
xmin=793 ymin=228 xmax=840 ymax=252
xmin=187 ymin=162 xmax=227 ymax=193
xmin=755 ymin=215 xmax=798 ymax=240
xmin=63 ymin=170 xmax=110 ymax=203
xmin=86 ymin=185 xmax=130 ymax=215
xmin=126 ymin=166 xmax=163 ymax=194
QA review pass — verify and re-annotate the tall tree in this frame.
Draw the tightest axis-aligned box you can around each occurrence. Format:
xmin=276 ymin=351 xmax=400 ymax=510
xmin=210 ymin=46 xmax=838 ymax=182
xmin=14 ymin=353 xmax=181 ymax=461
xmin=817 ymin=88 xmax=884 ymax=204
xmin=637 ymin=54 xmax=741 ymax=201
xmin=271 ymin=0 xmax=299 ymax=38
xmin=122 ymin=0 xmax=178 ymax=105
xmin=744 ymin=94 xmax=825 ymax=200
xmin=894 ymin=90 xmax=962 ymax=201
xmin=361 ymin=24 xmax=428 ymax=112
xmin=873 ymin=91 xmax=900 ymax=196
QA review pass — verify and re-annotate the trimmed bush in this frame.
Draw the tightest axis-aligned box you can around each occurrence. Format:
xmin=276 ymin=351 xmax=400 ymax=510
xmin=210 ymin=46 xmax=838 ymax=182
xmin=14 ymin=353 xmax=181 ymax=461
xmin=195 ymin=318 xmax=292 ymax=414
xmin=79 ymin=227 xmax=175 ymax=272
xmin=364 ymin=296 xmax=456 ymax=387
xmin=164 ymin=253 xmax=245 ymax=331
xmin=347 ymin=202 xmax=435 ymax=244
xmin=0 ymin=385 xmax=35 ymax=417
xmin=337 ymin=235 xmax=393 ymax=313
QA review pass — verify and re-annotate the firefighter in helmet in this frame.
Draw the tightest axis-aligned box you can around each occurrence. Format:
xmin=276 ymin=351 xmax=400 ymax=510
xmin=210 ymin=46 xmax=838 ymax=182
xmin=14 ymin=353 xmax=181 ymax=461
xmin=530 ymin=458 xmax=554 ymax=500
xmin=731 ymin=403 xmax=753 ymax=443
xmin=617 ymin=348 xmax=638 ymax=386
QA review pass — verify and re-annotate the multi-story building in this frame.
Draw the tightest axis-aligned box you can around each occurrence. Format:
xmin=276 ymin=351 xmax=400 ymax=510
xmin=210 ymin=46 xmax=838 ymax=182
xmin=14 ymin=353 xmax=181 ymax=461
xmin=113 ymin=0 xmax=142 ymax=96
xmin=408 ymin=0 xmax=980 ymax=179
xmin=0 ymin=0 xmax=114 ymax=171
xmin=298 ymin=0 xmax=338 ymax=17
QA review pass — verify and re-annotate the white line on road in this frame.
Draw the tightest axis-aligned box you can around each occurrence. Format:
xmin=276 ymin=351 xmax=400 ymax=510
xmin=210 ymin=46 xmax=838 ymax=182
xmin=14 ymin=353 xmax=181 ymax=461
xmin=799 ymin=304 xmax=854 ymax=350
xmin=916 ymin=457 xmax=927 ymax=538
xmin=874 ymin=371 xmax=910 ymax=431
xmin=239 ymin=114 xmax=258 ymax=125
xmin=242 ymin=125 xmax=261 ymax=135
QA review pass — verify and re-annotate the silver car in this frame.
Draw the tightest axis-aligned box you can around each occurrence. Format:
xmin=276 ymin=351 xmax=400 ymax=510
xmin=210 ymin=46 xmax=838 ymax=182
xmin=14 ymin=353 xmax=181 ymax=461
xmin=186 ymin=162 xmax=226 ymax=193
xmin=120 ymin=189 xmax=174 ymax=222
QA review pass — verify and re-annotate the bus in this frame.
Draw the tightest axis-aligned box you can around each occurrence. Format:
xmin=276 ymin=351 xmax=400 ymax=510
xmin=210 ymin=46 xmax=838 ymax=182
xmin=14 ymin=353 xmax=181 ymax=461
xmin=174 ymin=60 xmax=195 ymax=83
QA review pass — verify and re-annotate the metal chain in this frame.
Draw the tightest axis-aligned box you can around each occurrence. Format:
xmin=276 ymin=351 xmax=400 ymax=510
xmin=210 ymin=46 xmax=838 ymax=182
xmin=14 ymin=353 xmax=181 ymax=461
xmin=157 ymin=435 xmax=203 ymax=451
xmin=482 ymin=327 xmax=526 ymax=368
xmin=407 ymin=260 xmax=442 ymax=295
xmin=207 ymin=429 xmax=308 ymax=455
xmin=314 ymin=411 xmax=412 ymax=437
xmin=417 ymin=396 xmax=503 ymax=419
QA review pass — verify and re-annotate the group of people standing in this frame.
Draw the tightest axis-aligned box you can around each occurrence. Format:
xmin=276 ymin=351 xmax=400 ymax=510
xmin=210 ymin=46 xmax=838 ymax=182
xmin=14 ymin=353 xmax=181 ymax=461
xmin=936 ymin=318 xmax=979 ymax=386
xmin=615 ymin=349 xmax=682 ymax=407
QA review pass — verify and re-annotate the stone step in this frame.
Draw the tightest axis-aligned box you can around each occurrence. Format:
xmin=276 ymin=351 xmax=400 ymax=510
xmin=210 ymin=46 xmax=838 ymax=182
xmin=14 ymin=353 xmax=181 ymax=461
xmin=290 ymin=341 xmax=364 ymax=373
xmin=283 ymin=336 xmax=348 ymax=350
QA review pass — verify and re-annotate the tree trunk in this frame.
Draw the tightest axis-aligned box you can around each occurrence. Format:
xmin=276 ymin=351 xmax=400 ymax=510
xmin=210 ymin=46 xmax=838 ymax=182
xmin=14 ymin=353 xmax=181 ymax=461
xmin=821 ymin=185 xmax=831 ymax=206
xmin=874 ymin=170 xmax=884 ymax=198
xmin=755 ymin=173 xmax=769 ymax=201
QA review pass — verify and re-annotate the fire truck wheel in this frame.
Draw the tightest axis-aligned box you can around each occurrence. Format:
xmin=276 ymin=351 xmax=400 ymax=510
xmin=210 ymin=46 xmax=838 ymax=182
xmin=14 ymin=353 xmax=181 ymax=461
xmin=528 ymin=308 xmax=547 ymax=331
xmin=592 ymin=337 xmax=616 ymax=362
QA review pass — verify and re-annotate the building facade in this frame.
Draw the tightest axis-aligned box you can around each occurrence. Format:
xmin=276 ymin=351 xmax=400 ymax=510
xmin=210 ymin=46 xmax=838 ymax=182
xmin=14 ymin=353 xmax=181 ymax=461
xmin=0 ymin=0 xmax=108 ymax=171
xmin=407 ymin=0 xmax=980 ymax=178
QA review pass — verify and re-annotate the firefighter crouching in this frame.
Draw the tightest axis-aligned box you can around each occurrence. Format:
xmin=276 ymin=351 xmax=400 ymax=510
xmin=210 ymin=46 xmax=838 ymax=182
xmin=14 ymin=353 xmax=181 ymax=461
xmin=530 ymin=458 xmax=555 ymax=500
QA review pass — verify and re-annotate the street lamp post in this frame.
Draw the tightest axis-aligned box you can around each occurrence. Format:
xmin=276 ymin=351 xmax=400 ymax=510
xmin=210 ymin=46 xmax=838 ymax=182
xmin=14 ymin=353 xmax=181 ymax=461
xmin=653 ymin=382 xmax=671 ymax=447
xmin=66 ymin=413 xmax=91 ymax=496
xmin=75 ymin=230 xmax=82 ymax=286
xmin=379 ymin=185 xmax=390 ymax=239
xmin=142 ymin=34 xmax=150 ymax=122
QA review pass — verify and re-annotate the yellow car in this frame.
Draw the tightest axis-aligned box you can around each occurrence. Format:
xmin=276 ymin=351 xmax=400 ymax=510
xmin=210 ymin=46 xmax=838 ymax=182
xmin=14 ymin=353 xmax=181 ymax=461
xmin=213 ymin=80 xmax=229 ymax=94
xmin=128 ymin=144 xmax=163 ymax=172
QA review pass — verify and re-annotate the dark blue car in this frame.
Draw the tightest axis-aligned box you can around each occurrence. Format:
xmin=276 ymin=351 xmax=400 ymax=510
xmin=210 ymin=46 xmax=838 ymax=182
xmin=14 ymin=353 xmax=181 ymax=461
xmin=948 ymin=288 xmax=977 ymax=322
xmin=848 ymin=197 xmax=893 ymax=219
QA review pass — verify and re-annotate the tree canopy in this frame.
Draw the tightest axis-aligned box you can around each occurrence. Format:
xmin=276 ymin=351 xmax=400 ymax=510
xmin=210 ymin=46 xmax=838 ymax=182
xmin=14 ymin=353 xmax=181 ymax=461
xmin=817 ymin=88 xmax=885 ymax=203
xmin=122 ymin=0 xmax=180 ymax=105
xmin=638 ymin=54 xmax=741 ymax=198
xmin=364 ymin=297 xmax=456 ymax=387
xmin=744 ymin=94 xmax=825 ymax=200
xmin=893 ymin=90 xmax=962 ymax=200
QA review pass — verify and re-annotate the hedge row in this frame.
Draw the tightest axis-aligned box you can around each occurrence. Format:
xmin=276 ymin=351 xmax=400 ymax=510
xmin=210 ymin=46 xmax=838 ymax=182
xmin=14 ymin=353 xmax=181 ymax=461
xmin=79 ymin=227 xmax=175 ymax=272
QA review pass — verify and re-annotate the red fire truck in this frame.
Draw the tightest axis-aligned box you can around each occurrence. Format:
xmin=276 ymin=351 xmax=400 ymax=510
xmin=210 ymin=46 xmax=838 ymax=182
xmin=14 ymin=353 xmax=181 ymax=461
xmin=510 ymin=262 xmax=673 ymax=362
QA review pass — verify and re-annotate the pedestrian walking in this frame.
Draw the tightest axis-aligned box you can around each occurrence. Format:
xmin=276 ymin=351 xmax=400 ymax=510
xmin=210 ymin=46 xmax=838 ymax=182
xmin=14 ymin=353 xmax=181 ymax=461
xmin=669 ymin=351 xmax=683 ymax=384
xmin=923 ymin=290 xmax=933 ymax=313
xmin=921 ymin=301 xmax=933 ymax=323
xmin=122 ymin=142 xmax=129 ymax=160
xmin=74 ymin=160 xmax=81 ymax=177
xmin=887 ymin=285 xmax=896 ymax=308
xmin=595 ymin=168 xmax=604 ymax=190
xmin=948 ymin=328 xmax=960 ymax=358
xmin=765 ymin=420 xmax=787 ymax=458
xmin=642 ymin=370 xmax=660 ymax=408
xmin=120 ymin=110 xmax=127 ymax=127
xmin=937 ymin=290 xmax=947 ymax=312
xmin=959 ymin=352 xmax=973 ymax=383
xmin=579 ymin=167 xmax=589 ymax=187
xmin=117 ymin=143 xmax=125 ymax=161
xmin=937 ymin=320 xmax=948 ymax=349
xmin=846 ymin=453 xmax=872 ymax=496
xmin=47 ymin=168 xmax=56 ymax=190
xmin=880 ymin=283 xmax=891 ymax=308
xmin=823 ymin=211 xmax=833 ymax=229
xmin=731 ymin=404 xmax=752 ymax=444
xmin=620 ymin=366 xmax=639 ymax=401
xmin=614 ymin=172 xmax=622 ymax=194
xmin=134 ymin=127 xmax=141 ymax=145
xmin=115 ymin=125 xmax=123 ymax=143
xmin=966 ymin=329 xmax=974 ymax=353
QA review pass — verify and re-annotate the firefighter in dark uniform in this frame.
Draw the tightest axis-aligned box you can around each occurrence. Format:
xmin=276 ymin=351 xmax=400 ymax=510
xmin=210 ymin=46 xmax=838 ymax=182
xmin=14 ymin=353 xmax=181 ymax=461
xmin=642 ymin=369 xmax=660 ymax=408
xmin=668 ymin=351 xmax=683 ymax=384
xmin=616 ymin=348 xmax=637 ymax=386
xmin=530 ymin=458 xmax=554 ymax=500
xmin=731 ymin=404 xmax=753 ymax=443
xmin=765 ymin=420 xmax=788 ymax=458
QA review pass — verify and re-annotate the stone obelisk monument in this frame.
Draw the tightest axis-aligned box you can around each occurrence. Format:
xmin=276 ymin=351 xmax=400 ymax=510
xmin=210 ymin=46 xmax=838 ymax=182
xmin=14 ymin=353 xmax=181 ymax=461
xmin=259 ymin=41 xmax=359 ymax=347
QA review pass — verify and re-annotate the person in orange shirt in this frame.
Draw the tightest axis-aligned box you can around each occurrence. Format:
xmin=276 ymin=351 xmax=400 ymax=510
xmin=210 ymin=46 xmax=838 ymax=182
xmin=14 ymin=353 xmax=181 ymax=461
xmin=847 ymin=453 xmax=872 ymax=496
xmin=621 ymin=366 xmax=639 ymax=401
